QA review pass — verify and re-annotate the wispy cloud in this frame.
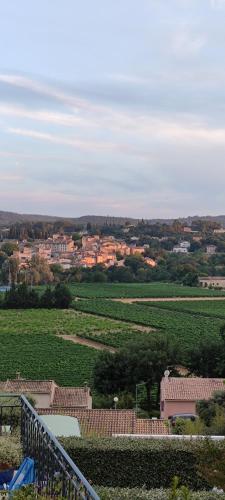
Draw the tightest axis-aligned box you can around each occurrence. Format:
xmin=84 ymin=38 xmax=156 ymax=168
xmin=7 ymin=127 xmax=118 ymax=153
xmin=0 ymin=103 xmax=94 ymax=128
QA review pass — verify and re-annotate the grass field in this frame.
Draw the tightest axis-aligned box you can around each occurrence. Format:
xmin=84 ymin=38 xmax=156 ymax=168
xmin=70 ymin=282 xmax=225 ymax=298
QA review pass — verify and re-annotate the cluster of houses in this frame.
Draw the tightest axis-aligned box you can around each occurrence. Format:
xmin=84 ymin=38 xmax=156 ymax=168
xmin=172 ymin=240 xmax=217 ymax=255
xmin=9 ymin=233 xmax=156 ymax=271
xmin=1 ymin=374 xmax=224 ymax=437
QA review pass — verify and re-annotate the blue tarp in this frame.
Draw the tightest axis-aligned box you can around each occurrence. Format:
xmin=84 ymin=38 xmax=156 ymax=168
xmin=9 ymin=457 xmax=35 ymax=491
xmin=0 ymin=457 xmax=35 ymax=491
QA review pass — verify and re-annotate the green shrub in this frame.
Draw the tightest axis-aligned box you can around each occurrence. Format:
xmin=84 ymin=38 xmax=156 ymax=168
xmin=61 ymin=437 xmax=209 ymax=490
xmin=0 ymin=436 xmax=22 ymax=468
xmin=96 ymin=487 xmax=225 ymax=499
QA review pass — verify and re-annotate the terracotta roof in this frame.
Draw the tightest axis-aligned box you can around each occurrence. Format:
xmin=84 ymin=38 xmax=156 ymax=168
xmin=136 ymin=419 xmax=169 ymax=435
xmin=39 ymin=408 xmax=170 ymax=436
xmin=0 ymin=379 xmax=91 ymax=409
xmin=1 ymin=380 xmax=55 ymax=394
xmin=161 ymin=377 xmax=225 ymax=402
xmin=52 ymin=387 xmax=90 ymax=408
xmin=39 ymin=408 xmax=136 ymax=437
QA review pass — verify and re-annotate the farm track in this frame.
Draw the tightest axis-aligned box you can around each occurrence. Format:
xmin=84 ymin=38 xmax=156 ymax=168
xmin=59 ymin=334 xmax=117 ymax=353
xmin=112 ymin=297 xmax=225 ymax=303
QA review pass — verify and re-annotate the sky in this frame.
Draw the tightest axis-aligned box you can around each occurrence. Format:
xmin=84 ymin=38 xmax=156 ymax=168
xmin=1 ymin=0 xmax=225 ymax=219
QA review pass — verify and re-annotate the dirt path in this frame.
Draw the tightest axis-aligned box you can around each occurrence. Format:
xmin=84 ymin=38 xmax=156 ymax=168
xmin=59 ymin=334 xmax=116 ymax=353
xmin=112 ymin=296 xmax=225 ymax=303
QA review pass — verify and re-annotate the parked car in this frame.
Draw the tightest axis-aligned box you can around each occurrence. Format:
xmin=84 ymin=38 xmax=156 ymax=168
xmin=169 ymin=413 xmax=197 ymax=427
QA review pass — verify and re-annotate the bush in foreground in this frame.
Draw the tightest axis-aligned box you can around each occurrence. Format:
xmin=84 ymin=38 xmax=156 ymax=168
xmin=96 ymin=487 xmax=225 ymax=499
xmin=62 ymin=437 xmax=225 ymax=490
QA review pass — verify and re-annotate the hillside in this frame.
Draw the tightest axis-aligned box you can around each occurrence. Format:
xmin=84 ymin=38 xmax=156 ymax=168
xmin=1 ymin=210 xmax=225 ymax=227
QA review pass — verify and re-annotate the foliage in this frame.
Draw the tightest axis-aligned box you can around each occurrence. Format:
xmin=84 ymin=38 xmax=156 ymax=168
xmin=73 ymin=299 xmax=224 ymax=355
xmin=186 ymin=338 xmax=225 ymax=377
xmin=93 ymin=335 xmax=180 ymax=410
xmin=70 ymin=283 xmax=225 ymax=299
xmin=96 ymin=487 xmax=225 ymax=499
xmin=61 ymin=437 xmax=214 ymax=490
xmin=0 ymin=330 xmax=98 ymax=386
xmin=1 ymin=283 xmax=72 ymax=309
xmin=197 ymin=391 xmax=225 ymax=432
xmin=143 ymin=300 xmax=225 ymax=320
xmin=0 ymin=436 xmax=22 ymax=468
xmin=0 ymin=242 xmax=18 ymax=256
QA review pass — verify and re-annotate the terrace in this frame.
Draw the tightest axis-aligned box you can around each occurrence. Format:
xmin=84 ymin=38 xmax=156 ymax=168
xmin=0 ymin=393 xmax=99 ymax=499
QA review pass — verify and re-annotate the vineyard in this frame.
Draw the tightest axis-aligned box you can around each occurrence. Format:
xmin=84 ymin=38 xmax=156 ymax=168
xmin=0 ymin=309 xmax=143 ymax=383
xmin=70 ymin=282 xmax=225 ymax=299
xmin=0 ymin=332 xmax=98 ymax=386
xmin=0 ymin=309 xmax=136 ymax=336
xmin=2 ymin=292 xmax=225 ymax=387
xmin=141 ymin=300 xmax=225 ymax=319
xmin=73 ymin=300 xmax=224 ymax=351
xmin=79 ymin=327 xmax=154 ymax=349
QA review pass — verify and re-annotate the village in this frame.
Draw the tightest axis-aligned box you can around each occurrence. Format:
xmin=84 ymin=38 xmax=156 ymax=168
xmin=10 ymin=233 xmax=156 ymax=271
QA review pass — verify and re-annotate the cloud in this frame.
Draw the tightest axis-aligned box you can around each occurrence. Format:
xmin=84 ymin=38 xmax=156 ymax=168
xmin=0 ymin=103 xmax=94 ymax=128
xmin=7 ymin=127 xmax=118 ymax=153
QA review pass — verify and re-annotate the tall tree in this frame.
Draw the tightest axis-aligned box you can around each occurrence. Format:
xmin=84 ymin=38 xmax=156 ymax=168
xmin=94 ymin=335 xmax=180 ymax=411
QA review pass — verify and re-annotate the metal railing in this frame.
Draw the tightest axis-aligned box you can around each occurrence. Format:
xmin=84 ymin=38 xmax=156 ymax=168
xmin=0 ymin=394 xmax=99 ymax=499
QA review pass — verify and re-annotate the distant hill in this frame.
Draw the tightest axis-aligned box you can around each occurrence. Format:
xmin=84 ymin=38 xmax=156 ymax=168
xmin=0 ymin=210 xmax=138 ymax=227
xmin=1 ymin=210 xmax=225 ymax=227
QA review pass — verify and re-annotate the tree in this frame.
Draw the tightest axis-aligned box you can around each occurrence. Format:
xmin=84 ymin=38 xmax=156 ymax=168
xmin=39 ymin=286 xmax=55 ymax=308
xmin=29 ymin=255 xmax=54 ymax=285
xmin=93 ymin=335 xmax=180 ymax=412
xmin=8 ymin=257 xmax=19 ymax=284
xmin=197 ymin=390 xmax=225 ymax=433
xmin=1 ymin=242 xmax=18 ymax=256
xmin=182 ymin=272 xmax=199 ymax=287
xmin=54 ymin=283 xmax=72 ymax=309
xmin=187 ymin=337 xmax=225 ymax=377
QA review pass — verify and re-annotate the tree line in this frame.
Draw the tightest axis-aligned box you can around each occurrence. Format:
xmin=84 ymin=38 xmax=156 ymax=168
xmin=0 ymin=283 xmax=72 ymax=309
xmin=93 ymin=326 xmax=225 ymax=415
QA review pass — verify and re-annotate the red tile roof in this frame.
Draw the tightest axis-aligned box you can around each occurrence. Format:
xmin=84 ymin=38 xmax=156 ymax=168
xmin=161 ymin=377 xmax=225 ymax=402
xmin=52 ymin=387 xmax=90 ymax=408
xmin=0 ymin=379 xmax=91 ymax=409
xmin=136 ymin=419 xmax=169 ymax=435
xmin=39 ymin=408 xmax=136 ymax=436
xmin=39 ymin=408 xmax=170 ymax=436
xmin=1 ymin=379 xmax=55 ymax=394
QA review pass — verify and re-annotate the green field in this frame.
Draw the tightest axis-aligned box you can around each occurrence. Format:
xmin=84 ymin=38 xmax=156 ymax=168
xmin=2 ymin=284 xmax=225 ymax=386
xmin=73 ymin=299 xmax=224 ymax=351
xmin=0 ymin=308 xmax=148 ymax=384
xmin=140 ymin=300 xmax=225 ymax=319
xmin=0 ymin=309 xmax=139 ymax=336
xmin=0 ymin=331 xmax=98 ymax=386
xmin=70 ymin=282 xmax=225 ymax=298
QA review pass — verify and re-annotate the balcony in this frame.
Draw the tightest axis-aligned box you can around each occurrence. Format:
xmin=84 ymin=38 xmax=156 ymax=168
xmin=0 ymin=393 xmax=99 ymax=499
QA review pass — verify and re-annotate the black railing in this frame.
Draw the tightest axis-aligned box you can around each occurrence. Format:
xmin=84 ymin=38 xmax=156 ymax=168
xmin=0 ymin=394 xmax=99 ymax=500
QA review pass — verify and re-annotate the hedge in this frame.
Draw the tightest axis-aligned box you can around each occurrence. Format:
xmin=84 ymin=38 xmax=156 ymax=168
xmin=0 ymin=436 xmax=22 ymax=468
xmin=61 ymin=437 xmax=223 ymax=490
xmin=96 ymin=487 xmax=225 ymax=500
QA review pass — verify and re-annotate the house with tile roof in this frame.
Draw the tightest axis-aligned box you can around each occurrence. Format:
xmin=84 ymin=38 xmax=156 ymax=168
xmin=160 ymin=376 xmax=225 ymax=419
xmin=39 ymin=407 xmax=169 ymax=437
xmin=0 ymin=378 xmax=92 ymax=410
